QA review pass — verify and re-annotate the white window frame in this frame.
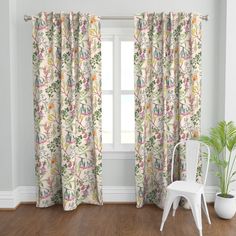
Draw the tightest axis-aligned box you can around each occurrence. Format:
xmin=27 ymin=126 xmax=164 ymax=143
xmin=101 ymin=27 xmax=135 ymax=153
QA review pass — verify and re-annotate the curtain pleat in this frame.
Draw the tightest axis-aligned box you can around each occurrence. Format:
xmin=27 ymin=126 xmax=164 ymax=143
xmin=32 ymin=12 xmax=102 ymax=211
xmin=134 ymin=12 xmax=202 ymax=208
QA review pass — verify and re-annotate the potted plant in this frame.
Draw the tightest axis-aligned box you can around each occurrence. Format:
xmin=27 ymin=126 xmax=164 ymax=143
xmin=199 ymin=121 xmax=236 ymax=219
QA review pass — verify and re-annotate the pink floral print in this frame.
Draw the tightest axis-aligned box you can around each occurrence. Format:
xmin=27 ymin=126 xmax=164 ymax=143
xmin=32 ymin=12 xmax=102 ymax=211
xmin=134 ymin=12 xmax=202 ymax=208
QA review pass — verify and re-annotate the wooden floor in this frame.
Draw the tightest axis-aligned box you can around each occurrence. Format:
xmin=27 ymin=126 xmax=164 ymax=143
xmin=0 ymin=204 xmax=235 ymax=236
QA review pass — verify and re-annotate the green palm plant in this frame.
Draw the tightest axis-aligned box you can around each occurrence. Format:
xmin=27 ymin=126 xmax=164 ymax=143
xmin=199 ymin=121 xmax=236 ymax=197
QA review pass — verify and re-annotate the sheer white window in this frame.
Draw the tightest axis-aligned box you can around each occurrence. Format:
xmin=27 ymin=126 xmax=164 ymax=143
xmin=101 ymin=41 xmax=113 ymax=144
xmin=121 ymin=41 xmax=134 ymax=144
xmin=101 ymin=28 xmax=134 ymax=152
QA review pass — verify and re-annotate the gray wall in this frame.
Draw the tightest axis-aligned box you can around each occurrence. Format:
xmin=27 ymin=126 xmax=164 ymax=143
xmin=225 ymin=0 xmax=236 ymax=190
xmin=0 ymin=0 xmax=13 ymax=190
xmin=1 ymin=0 xmax=224 ymax=190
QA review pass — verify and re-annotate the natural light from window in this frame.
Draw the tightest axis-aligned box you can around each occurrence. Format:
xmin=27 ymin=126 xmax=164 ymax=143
xmin=121 ymin=41 xmax=134 ymax=143
xmin=101 ymin=32 xmax=134 ymax=151
xmin=101 ymin=41 xmax=113 ymax=143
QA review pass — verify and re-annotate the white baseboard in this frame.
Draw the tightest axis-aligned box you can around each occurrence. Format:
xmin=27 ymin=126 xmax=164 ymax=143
xmin=103 ymin=186 xmax=136 ymax=202
xmin=204 ymin=186 xmax=218 ymax=202
xmin=0 ymin=185 xmax=218 ymax=209
xmin=16 ymin=186 xmax=37 ymax=203
xmin=0 ymin=186 xmax=36 ymax=209
xmin=0 ymin=189 xmax=17 ymax=209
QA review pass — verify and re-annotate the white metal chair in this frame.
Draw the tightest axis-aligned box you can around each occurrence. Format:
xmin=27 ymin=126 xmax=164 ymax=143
xmin=160 ymin=140 xmax=211 ymax=236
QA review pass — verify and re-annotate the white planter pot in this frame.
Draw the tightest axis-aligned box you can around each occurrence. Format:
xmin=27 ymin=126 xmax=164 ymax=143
xmin=214 ymin=193 xmax=236 ymax=219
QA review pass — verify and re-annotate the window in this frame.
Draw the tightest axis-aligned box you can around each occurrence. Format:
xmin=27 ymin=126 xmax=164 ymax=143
xmin=101 ymin=41 xmax=113 ymax=144
xmin=101 ymin=28 xmax=134 ymax=152
xmin=120 ymin=41 xmax=134 ymax=144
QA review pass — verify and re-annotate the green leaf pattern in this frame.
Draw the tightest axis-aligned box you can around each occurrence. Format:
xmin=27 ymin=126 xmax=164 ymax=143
xmin=134 ymin=13 xmax=202 ymax=208
xmin=33 ymin=12 xmax=102 ymax=210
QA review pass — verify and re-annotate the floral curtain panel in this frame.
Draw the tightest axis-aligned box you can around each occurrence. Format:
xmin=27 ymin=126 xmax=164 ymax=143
xmin=134 ymin=12 xmax=202 ymax=208
xmin=32 ymin=12 xmax=102 ymax=210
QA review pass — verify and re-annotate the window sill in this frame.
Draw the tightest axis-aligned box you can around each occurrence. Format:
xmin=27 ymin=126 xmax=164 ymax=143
xmin=102 ymin=150 xmax=135 ymax=160
xmin=102 ymin=144 xmax=134 ymax=153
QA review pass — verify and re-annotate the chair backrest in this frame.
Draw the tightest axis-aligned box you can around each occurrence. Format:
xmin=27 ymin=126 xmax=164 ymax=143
xmin=171 ymin=140 xmax=210 ymax=185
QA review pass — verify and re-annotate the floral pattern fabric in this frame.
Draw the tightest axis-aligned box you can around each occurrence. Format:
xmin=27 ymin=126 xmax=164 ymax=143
xmin=134 ymin=13 xmax=202 ymax=208
xmin=32 ymin=12 xmax=102 ymax=210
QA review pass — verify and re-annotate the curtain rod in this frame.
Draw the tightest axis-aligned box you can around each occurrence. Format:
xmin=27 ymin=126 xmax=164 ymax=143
xmin=24 ymin=14 xmax=209 ymax=22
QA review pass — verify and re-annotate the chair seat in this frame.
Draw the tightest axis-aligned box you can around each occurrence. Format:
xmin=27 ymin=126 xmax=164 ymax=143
xmin=160 ymin=140 xmax=211 ymax=236
xmin=167 ymin=181 xmax=204 ymax=194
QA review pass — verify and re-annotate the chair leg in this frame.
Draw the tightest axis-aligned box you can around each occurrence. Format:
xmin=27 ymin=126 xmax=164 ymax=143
xmin=172 ymin=196 xmax=181 ymax=216
xmin=189 ymin=196 xmax=202 ymax=236
xmin=160 ymin=192 xmax=176 ymax=231
xmin=201 ymin=193 xmax=211 ymax=224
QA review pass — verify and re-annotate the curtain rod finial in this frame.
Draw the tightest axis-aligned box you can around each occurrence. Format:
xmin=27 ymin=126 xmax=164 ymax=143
xmin=24 ymin=15 xmax=32 ymax=22
xmin=202 ymin=15 xmax=209 ymax=21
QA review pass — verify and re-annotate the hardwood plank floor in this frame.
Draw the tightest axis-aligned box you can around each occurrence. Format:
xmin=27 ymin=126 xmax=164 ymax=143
xmin=0 ymin=204 xmax=235 ymax=236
